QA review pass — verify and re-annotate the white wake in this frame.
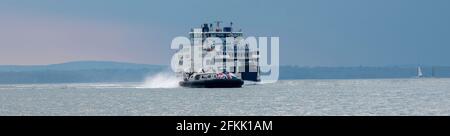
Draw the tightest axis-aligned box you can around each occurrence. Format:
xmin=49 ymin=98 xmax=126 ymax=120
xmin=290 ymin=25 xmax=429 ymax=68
xmin=140 ymin=72 xmax=180 ymax=88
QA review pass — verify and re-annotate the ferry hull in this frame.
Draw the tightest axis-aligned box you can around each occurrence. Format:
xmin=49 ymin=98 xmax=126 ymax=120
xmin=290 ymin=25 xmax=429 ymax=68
xmin=179 ymin=79 xmax=244 ymax=88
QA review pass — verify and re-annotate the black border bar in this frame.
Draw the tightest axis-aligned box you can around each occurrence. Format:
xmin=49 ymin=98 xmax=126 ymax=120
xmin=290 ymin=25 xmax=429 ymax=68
xmin=0 ymin=116 xmax=449 ymax=135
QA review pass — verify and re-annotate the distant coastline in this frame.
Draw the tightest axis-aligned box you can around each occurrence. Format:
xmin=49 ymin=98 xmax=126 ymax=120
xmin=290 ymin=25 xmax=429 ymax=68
xmin=1 ymin=61 xmax=450 ymax=84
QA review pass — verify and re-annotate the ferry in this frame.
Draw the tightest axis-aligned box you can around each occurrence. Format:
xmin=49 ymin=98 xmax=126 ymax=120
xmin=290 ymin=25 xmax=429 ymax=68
xmin=175 ymin=21 xmax=260 ymax=88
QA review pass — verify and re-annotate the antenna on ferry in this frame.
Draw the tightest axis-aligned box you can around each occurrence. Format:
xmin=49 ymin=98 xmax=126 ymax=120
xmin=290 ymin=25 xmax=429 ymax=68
xmin=230 ymin=22 xmax=233 ymax=27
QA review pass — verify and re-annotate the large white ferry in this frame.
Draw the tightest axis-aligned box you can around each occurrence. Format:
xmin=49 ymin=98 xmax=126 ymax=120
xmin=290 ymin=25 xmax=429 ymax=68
xmin=174 ymin=21 xmax=260 ymax=88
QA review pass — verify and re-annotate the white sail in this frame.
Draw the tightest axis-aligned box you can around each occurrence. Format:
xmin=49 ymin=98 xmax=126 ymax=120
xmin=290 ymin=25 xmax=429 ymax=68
xmin=417 ymin=66 xmax=423 ymax=77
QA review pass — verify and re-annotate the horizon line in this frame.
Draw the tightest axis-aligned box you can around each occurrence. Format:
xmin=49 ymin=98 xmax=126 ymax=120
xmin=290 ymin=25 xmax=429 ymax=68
xmin=0 ymin=60 xmax=449 ymax=68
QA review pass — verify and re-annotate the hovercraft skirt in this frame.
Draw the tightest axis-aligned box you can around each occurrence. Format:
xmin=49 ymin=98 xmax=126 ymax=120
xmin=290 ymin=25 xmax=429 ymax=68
xmin=179 ymin=79 xmax=244 ymax=88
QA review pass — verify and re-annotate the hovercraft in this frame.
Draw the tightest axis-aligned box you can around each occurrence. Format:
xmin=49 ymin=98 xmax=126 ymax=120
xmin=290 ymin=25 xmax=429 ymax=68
xmin=179 ymin=72 xmax=244 ymax=88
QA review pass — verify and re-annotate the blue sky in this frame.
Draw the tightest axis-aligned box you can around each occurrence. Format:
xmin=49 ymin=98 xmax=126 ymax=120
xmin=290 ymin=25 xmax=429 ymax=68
xmin=0 ymin=0 xmax=449 ymax=66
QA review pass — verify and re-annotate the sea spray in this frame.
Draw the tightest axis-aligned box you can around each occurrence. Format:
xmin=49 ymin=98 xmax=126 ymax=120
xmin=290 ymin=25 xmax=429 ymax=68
xmin=141 ymin=72 xmax=180 ymax=88
xmin=242 ymin=80 xmax=271 ymax=86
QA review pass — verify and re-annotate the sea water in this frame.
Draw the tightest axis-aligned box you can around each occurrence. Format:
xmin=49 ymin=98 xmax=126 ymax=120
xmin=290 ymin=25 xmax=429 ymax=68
xmin=0 ymin=78 xmax=449 ymax=116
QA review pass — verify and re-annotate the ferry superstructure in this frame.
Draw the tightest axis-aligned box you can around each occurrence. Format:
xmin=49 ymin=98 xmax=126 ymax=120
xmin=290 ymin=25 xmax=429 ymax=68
xmin=175 ymin=21 xmax=260 ymax=83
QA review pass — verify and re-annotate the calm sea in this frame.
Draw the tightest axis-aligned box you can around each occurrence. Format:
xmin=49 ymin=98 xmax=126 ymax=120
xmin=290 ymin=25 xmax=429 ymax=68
xmin=0 ymin=78 xmax=449 ymax=115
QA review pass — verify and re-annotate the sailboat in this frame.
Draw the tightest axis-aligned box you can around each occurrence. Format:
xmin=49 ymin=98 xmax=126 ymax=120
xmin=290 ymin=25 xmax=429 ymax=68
xmin=417 ymin=66 xmax=423 ymax=78
xmin=431 ymin=66 xmax=436 ymax=78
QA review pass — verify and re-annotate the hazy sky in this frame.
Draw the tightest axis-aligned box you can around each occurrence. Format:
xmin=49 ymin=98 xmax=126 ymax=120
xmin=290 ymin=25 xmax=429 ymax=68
xmin=0 ymin=0 xmax=449 ymax=66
